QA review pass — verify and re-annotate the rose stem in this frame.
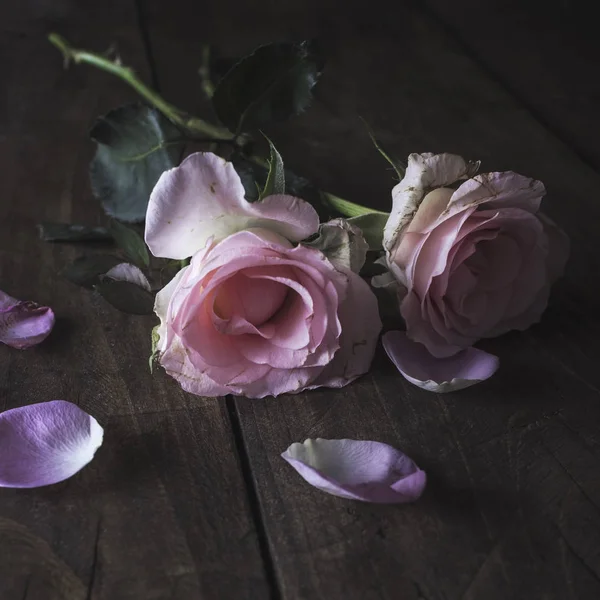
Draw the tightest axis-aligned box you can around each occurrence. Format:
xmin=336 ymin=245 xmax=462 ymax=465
xmin=48 ymin=33 xmax=387 ymax=218
xmin=48 ymin=33 xmax=232 ymax=141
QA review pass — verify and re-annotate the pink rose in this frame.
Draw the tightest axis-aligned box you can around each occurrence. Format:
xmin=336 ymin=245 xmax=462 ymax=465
xmin=145 ymin=152 xmax=381 ymax=398
xmin=377 ymin=153 xmax=569 ymax=390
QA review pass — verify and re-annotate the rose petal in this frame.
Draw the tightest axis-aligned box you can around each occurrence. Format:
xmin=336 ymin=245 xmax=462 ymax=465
xmin=154 ymin=265 xmax=190 ymax=354
xmin=0 ymin=401 xmax=103 ymax=488
xmin=309 ymin=267 xmax=382 ymax=389
xmin=383 ymin=152 xmax=470 ymax=253
xmin=159 ymin=335 xmax=232 ymax=396
xmin=383 ymin=331 xmax=499 ymax=393
xmin=282 ymin=438 xmax=426 ymax=503
xmin=303 ymin=218 xmax=369 ymax=273
xmin=0 ymin=290 xmax=55 ymax=349
xmin=448 ymin=171 xmax=545 ymax=217
xmin=145 ymin=152 xmax=319 ymax=259
xmin=105 ymin=263 xmax=151 ymax=291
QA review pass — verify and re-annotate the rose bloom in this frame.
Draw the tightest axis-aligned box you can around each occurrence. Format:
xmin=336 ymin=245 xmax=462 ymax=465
xmin=145 ymin=152 xmax=381 ymax=398
xmin=377 ymin=152 xmax=569 ymax=358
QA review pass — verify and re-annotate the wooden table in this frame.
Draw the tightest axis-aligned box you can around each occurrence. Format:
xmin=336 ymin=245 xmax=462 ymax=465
xmin=2 ymin=1 xmax=600 ymax=598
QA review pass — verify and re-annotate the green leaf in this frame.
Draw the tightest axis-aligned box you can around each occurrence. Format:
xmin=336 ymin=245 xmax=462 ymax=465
xmin=149 ymin=325 xmax=161 ymax=373
xmin=90 ymin=103 xmax=184 ymax=223
xmin=360 ymin=118 xmax=406 ymax=179
xmin=260 ymin=136 xmax=285 ymax=199
xmin=62 ymin=255 xmax=122 ymax=289
xmin=348 ymin=212 xmax=390 ymax=251
xmin=212 ymin=41 xmax=324 ymax=134
xmin=38 ymin=222 xmax=112 ymax=243
xmin=95 ymin=278 xmax=155 ymax=315
xmin=108 ymin=220 xmax=150 ymax=268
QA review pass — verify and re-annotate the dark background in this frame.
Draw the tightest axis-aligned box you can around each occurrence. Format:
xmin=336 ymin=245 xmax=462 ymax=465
xmin=1 ymin=1 xmax=600 ymax=599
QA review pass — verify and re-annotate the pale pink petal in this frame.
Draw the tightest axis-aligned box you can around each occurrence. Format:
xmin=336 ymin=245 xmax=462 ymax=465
xmin=401 ymin=291 xmax=468 ymax=357
xmin=412 ymin=210 xmax=473 ymax=296
xmin=406 ymin=187 xmax=454 ymax=234
xmin=105 ymin=263 xmax=151 ymax=291
xmin=465 ymin=235 xmax=522 ymax=291
xmin=179 ymin=300 xmax=242 ymax=368
xmin=213 ymin=271 xmax=288 ymax=326
xmin=309 ymin=268 xmax=382 ymax=389
xmin=159 ymin=335 xmax=232 ymax=396
xmin=0 ymin=290 xmax=55 ymax=349
xmin=233 ymin=268 xmax=339 ymax=370
xmin=282 ymin=438 xmax=426 ymax=503
xmin=0 ymin=401 xmax=103 ymax=488
xmin=154 ymin=266 xmax=190 ymax=353
xmin=448 ymin=172 xmax=545 ymax=217
xmin=252 ymin=194 xmax=320 ymax=244
xmin=383 ymin=152 xmax=471 ymax=253
xmin=145 ymin=152 xmax=319 ymax=259
xmin=231 ymin=364 xmax=322 ymax=398
xmin=383 ymin=331 xmax=499 ymax=393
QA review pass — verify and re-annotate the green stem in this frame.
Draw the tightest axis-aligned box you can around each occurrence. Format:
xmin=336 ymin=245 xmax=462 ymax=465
xmin=321 ymin=193 xmax=388 ymax=217
xmin=48 ymin=33 xmax=388 ymax=219
xmin=48 ymin=33 xmax=232 ymax=141
xmin=198 ymin=45 xmax=216 ymax=99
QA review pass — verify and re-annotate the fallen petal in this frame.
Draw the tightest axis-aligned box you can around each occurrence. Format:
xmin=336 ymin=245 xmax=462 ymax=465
xmin=0 ymin=290 xmax=55 ymax=349
xmin=105 ymin=262 xmax=151 ymax=291
xmin=0 ymin=401 xmax=103 ymax=488
xmin=282 ymin=438 xmax=426 ymax=503
xmin=383 ymin=330 xmax=499 ymax=392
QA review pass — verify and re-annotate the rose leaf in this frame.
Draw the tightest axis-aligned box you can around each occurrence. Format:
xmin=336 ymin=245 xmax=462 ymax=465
xmin=108 ymin=220 xmax=150 ymax=268
xmin=212 ymin=41 xmax=324 ymax=134
xmin=95 ymin=278 xmax=155 ymax=315
xmin=62 ymin=255 xmax=123 ymax=289
xmin=90 ymin=103 xmax=184 ymax=223
xmin=259 ymin=136 xmax=285 ymax=199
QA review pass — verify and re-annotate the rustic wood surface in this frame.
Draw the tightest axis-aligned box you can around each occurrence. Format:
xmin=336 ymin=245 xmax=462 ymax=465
xmin=1 ymin=0 xmax=600 ymax=598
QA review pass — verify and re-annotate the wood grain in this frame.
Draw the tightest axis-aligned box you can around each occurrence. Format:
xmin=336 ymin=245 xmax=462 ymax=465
xmin=423 ymin=0 xmax=600 ymax=171
xmin=141 ymin=1 xmax=600 ymax=598
xmin=0 ymin=1 xmax=270 ymax=598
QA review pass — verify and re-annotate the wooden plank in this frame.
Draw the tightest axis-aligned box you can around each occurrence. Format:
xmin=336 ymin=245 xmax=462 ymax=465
xmin=140 ymin=1 xmax=600 ymax=598
xmin=0 ymin=2 xmax=270 ymax=599
xmin=422 ymin=0 xmax=600 ymax=171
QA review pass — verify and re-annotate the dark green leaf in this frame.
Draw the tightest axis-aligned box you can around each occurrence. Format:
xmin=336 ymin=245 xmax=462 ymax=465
xmin=95 ymin=278 xmax=155 ymax=315
xmin=38 ymin=222 xmax=112 ymax=243
xmin=62 ymin=255 xmax=122 ymax=289
xmin=90 ymin=103 xmax=184 ymax=223
xmin=109 ymin=220 xmax=150 ymax=267
xmin=348 ymin=212 xmax=390 ymax=251
xmin=198 ymin=45 xmax=239 ymax=99
xmin=260 ymin=136 xmax=285 ymax=199
xmin=212 ymin=41 xmax=324 ymax=134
